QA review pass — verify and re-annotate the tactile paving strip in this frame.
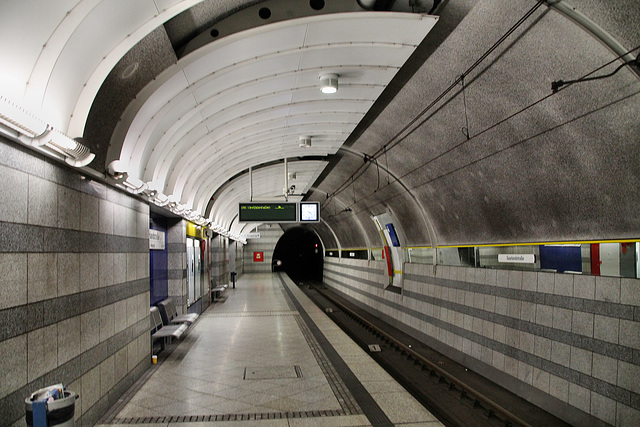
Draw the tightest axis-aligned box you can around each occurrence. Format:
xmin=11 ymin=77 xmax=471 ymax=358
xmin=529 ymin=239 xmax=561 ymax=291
xmin=208 ymin=310 xmax=299 ymax=317
xmin=110 ymin=410 xmax=351 ymax=424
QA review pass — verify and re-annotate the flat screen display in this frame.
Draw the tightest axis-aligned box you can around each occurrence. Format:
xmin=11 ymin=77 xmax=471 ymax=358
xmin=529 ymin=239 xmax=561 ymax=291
xmin=299 ymin=202 xmax=320 ymax=222
xmin=239 ymin=202 xmax=297 ymax=222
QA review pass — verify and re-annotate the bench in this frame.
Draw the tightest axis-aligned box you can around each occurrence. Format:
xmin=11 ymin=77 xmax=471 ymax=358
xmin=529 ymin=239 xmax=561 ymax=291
xmin=157 ymin=298 xmax=199 ymax=326
xmin=150 ymin=306 xmax=187 ymax=350
xmin=210 ymin=283 xmax=229 ymax=302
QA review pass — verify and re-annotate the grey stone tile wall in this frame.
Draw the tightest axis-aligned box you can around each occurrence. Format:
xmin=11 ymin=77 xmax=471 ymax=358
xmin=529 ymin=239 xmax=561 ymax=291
xmin=323 ymin=258 xmax=640 ymax=426
xmin=0 ymin=139 xmax=150 ymax=426
xmin=242 ymin=225 xmax=283 ymax=273
xmin=210 ymin=235 xmax=229 ymax=291
xmin=166 ymin=219 xmax=187 ymax=311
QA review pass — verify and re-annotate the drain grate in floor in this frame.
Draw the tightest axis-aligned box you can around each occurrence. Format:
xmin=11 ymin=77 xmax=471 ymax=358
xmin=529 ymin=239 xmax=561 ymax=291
xmin=244 ymin=365 xmax=303 ymax=380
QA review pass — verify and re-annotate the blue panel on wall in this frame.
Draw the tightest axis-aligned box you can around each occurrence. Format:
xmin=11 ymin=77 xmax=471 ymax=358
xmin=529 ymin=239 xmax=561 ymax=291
xmin=539 ymin=245 xmax=582 ymax=273
xmin=386 ymin=223 xmax=400 ymax=247
xmin=150 ymin=215 xmax=168 ymax=305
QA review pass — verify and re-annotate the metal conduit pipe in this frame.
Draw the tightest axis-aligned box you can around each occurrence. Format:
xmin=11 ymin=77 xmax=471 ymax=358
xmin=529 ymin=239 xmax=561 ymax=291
xmin=546 ymin=0 xmax=640 ymax=78
xmin=313 ymin=186 xmax=372 ymax=257
xmin=338 ymin=147 xmax=439 ymax=259
xmin=318 ymin=218 xmax=342 ymax=257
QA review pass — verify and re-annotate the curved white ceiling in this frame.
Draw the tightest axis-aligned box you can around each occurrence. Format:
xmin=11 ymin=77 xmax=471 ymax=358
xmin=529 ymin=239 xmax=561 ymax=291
xmin=112 ymin=11 xmax=437 ymax=225
xmin=0 ymin=0 xmax=202 ymax=134
xmin=0 ymin=1 xmax=437 ymax=233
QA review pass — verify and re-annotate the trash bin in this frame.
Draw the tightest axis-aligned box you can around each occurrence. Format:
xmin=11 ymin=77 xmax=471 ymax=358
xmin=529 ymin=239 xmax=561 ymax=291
xmin=25 ymin=385 xmax=77 ymax=427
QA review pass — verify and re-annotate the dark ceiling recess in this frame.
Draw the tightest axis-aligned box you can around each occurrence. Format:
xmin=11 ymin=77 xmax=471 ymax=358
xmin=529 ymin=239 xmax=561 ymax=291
xmin=310 ymin=0 xmax=325 ymax=11
xmin=272 ymin=227 xmax=324 ymax=284
xmin=259 ymin=7 xmax=271 ymax=19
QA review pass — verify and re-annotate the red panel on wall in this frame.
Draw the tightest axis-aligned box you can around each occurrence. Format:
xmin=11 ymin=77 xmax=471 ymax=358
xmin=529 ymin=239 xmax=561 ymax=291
xmin=253 ymin=252 xmax=264 ymax=262
xmin=590 ymin=244 xmax=600 ymax=276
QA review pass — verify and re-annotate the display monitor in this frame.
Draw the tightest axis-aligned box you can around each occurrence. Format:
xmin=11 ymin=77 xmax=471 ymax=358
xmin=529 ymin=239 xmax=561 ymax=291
xmin=239 ymin=202 xmax=297 ymax=222
xmin=299 ymin=202 xmax=320 ymax=223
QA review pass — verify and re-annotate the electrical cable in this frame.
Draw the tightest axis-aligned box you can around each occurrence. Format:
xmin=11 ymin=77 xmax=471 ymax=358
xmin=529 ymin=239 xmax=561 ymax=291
xmin=324 ymin=0 xmax=547 ymax=203
xmin=384 ymin=145 xmax=390 ymax=184
xmin=394 ymin=44 xmax=640 ymax=183
xmin=460 ymin=75 xmax=470 ymax=140
xmin=322 ymin=6 xmax=638 ymax=218
xmin=368 ymin=0 xmax=547 ymax=159
xmin=325 ymin=44 xmax=640 ymax=219
xmin=552 ymin=57 xmax=639 ymax=93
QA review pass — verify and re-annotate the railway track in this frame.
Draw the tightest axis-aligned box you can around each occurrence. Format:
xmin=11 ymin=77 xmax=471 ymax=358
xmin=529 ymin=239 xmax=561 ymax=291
xmin=300 ymin=282 xmax=570 ymax=427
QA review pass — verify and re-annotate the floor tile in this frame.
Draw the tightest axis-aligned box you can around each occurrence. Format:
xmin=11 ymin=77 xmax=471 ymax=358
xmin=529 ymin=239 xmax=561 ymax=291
xmin=98 ymin=273 xmax=438 ymax=426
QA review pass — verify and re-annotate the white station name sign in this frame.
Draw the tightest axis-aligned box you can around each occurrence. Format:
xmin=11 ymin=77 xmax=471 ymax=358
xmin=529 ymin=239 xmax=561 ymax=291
xmin=149 ymin=229 xmax=165 ymax=250
xmin=241 ymin=233 xmax=261 ymax=239
xmin=498 ymin=254 xmax=535 ymax=264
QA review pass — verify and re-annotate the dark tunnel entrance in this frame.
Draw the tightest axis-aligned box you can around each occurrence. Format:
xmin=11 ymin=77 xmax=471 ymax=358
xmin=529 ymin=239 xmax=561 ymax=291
xmin=272 ymin=227 xmax=323 ymax=284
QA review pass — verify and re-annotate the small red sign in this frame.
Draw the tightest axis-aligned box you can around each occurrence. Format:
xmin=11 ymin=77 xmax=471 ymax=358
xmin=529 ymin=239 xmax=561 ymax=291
xmin=253 ymin=252 xmax=264 ymax=262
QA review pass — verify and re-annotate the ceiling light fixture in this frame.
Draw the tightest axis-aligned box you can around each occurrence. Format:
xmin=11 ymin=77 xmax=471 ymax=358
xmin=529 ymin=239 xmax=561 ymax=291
xmin=319 ymin=73 xmax=338 ymax=94
xmin=122 ymin=176 xmax=147 ymax=194
xmin=298 ymin=135 xmax=311 ymax=147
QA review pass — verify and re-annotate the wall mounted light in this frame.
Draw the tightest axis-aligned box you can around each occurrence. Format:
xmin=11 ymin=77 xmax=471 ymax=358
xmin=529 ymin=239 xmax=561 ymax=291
xmin=0 ymin=96 xmax=47 ymax=138
xmin=319 ymin=73 xmax=338 ymax=94
xmin=0 ymin=96 xmax=95 ymax=167
xmin=122 ymin=176 xmax=147 ymax=194
xmin=106 ymin=160 xmax=128 ymax=181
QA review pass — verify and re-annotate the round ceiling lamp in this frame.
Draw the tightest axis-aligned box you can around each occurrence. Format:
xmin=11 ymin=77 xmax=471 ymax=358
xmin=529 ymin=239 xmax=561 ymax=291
xmin=319 ymin=73 xmax=338 ymax=94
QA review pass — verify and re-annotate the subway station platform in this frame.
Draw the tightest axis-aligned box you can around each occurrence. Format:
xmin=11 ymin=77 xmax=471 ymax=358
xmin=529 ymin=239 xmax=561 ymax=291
xmin=97 ymin=273 xmax=442 ymax=426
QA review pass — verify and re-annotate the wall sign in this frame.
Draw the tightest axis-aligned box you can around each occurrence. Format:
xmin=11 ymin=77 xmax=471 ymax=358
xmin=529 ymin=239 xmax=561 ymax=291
xmin=241 ymin=233 xmax=261 ymax=239
xmin=253 ymin=252 xmax=264 ymax=262
xmin=498 ymin=254 xmax=535 ymax=264
xmin=149 ymin=229 xmax=165 ymax=250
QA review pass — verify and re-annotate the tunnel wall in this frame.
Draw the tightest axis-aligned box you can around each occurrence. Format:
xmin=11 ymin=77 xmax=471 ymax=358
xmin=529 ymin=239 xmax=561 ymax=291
xmin=324 ymin=258 xmax=640 ymax=426
xmin=242 ymin=225 xmax=283 ymax=274
xmin=0 ymin=138 xmax=151 ymax=426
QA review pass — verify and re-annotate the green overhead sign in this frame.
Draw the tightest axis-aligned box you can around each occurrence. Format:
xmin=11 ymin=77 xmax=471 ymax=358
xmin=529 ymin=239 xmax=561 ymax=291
xmin=239 ymin=202 xmax=297 ymax=222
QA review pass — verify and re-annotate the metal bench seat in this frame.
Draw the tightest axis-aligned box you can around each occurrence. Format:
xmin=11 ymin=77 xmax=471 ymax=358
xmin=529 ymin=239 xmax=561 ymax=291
xmin=150 ymin=306 xmax=187 ymax=349
xmin=157 ymin=298 xmax=199 ymax=325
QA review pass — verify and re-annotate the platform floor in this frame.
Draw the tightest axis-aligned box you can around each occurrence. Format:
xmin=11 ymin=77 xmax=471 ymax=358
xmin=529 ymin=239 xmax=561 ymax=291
xmin=97 ymin=273 xmax=442 ymax=426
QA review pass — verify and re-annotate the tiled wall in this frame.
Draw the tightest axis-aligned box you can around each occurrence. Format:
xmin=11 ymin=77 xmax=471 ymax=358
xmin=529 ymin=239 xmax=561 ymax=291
xmin=0 ymin=139 xmax=150 ymax=426
xmin=210 ymin=235 xmax=230 ymax=290
xmin=324 ymin=258 xmax=640 ymax=426
xmin=242 ymin=225 xmax=283 ymax=274
xmin=166 ymin=219 xmax=187 ymax=314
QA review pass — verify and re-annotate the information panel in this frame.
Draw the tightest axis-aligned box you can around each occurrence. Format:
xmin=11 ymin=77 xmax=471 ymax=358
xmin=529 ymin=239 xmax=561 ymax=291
xmin=239 ymin=202 xmax=297 ymax=222
xmin=300 ymin=202 xmax=320 ymax=223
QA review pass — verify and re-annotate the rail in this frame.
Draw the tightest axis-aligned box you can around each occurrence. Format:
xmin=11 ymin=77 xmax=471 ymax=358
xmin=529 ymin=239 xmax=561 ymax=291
xmin=314 ymin=285 xmax=533 ymax=427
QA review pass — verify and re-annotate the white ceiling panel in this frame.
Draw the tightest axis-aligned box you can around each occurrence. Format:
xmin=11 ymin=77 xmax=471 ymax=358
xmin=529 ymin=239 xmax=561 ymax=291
xmin=299 ymin=46 xmax=418 ymax=70
xmin=0 ymin=0 xmax=82 ymax=104
xmin=304 ymin=13 xmax=434 ymax=45
xmin=114 ymin=11 xmax=437 ymax=226
xmin=182 ymin=24 xmax=309 ymax=83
